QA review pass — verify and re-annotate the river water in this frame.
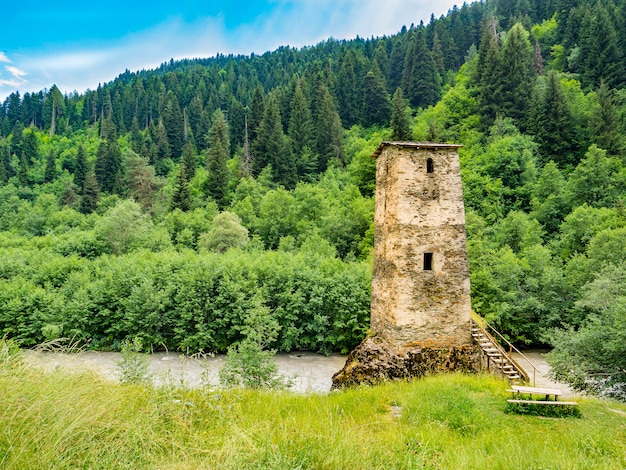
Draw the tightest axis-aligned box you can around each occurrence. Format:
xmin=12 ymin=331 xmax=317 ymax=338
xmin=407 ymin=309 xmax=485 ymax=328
xmin=23 ymin=350 xmax=348 ymax=393
xmin=22 ymin=349 xmax=575 ymax=396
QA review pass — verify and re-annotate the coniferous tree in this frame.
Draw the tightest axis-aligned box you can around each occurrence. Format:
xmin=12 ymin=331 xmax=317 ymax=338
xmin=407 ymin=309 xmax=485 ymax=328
xmin=432 ymin=30 xmax=446 ymax=76
xmin=390 ymin=88 xmax=412 ymax=141
xmin=10 ymin=121 xmax=24 ymax=156
xmin=312 ymin=84 xmax=344 ymax=172
xmin=187 ymin=93 xmax=204 ymax=149
xmin=373 ymin=44 xmax=390 ymax=81
xmin=162 ymin=92 xmax=184 ymax=160
xmin=499 ymin=23 xmax=536 ymax=128
xmin=402 ymin=29 xmax=441 ymax=108
xmin=42 ymin=85 xmax=65 ymax=136
xmin=578 ymin=4 xmax=624 ymax=89
xmin=530 ymin=71 xmax=577 ymax=167
xmin=336 ymin=50 xmax=363 ymax=127
xmin=80 ymin=170 xmax=100 ymax=214
xmin=151 ymin=119 xmax=171 ymax=176
xmin=130 ymin=117 xmax=143 ymax=153
xmin=0 ymin=141 xmax=13 ymax=182
xmin=171 ymin=163 xmax=192 ymax=212
xmin=388 ymin=35 xmax=407 ymax=92
xmin=44 ymin=149 xmax=56 ymax=183
xmin=21 ymin=127 xmax=38 ymax=163
xmin=476 ymin=19 xmax=503 ymax=129
xmin=181 ymin=141 xmax=197 ymax=182
xmin=205 ymin=109 xmax=231 ymax=208
xmin=288 ymin=80 xmax=315 ymax=160
xmin=362 ymin=68 xmax=392 ymax=128
xmin=94 ymin=139 xmax=122 ymax=193
xmin=17 ymin=152 xmax=28 ymax=185
xmin=253 ymin=93 xmax=296 ymax=187
xmin=591 ymin=81 xmax=623 ymax=155
xmin=249 ymin=86 xmax=265 ymax=143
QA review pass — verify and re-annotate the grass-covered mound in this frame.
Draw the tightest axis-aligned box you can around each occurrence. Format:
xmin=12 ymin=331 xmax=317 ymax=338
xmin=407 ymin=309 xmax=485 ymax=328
xmin=1 ymin=342 xmax=625 ymax=469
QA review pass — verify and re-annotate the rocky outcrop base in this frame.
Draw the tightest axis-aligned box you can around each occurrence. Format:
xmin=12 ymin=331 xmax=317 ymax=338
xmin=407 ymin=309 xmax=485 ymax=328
xmin=331 ymin=336 xmax=480 ymax=389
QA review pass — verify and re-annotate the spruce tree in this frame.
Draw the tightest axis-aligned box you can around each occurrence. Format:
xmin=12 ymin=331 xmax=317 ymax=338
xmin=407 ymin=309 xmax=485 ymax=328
xmin=499 ymin=23 xmax=535 ymax=128
xmin=152 ymin=119 xmax=171 ymax=176
xmin=94 ymin=140 xmax=122 ymax=194
xmin=253 ymin=93 xmax=296 ymax=187
xmin=591 ymin=82 xmax=622 ymax=155
xmin=362 ymin=68 xmax=392 ymax=128
xmin=249 ymin=86 xmax=265 ymax=143
xmin=0 ymin=141 xmax=13 ymax=182
xmin=476 ymin=19 xmax=503 ymax=129
xmin=162 ymin=91 xmax=185 ymax=160
xmin=21 ymin=127 xmax=38 ymax=163
xmin=312 ymin=84 xmax=344 ymax=172
xmin=578 ymin=4 xmax=624 ymax=89
xmin=288 ymin=80 xmax=315 ymax=160
xmin=530 ymin=71 xmax=578 ymax=167
xmin=390 ymin=88 xmax=412 ymax=141
xmin=17 ymin=152 xmax=28 ymax=186
xmin=171 ymin=163 xmax=192 ymax=212
xmin=336 ymin=50 xmax=363 ymax=127
xmin=205 ymin=109 xmax=231 ymax=208
xmin=181 ymin=141 xmax=197 ymax=182
xmin=80 ymin=170 xmax=100 ymax=214
xmin=402 ymin=29 xmax=441 ymax=108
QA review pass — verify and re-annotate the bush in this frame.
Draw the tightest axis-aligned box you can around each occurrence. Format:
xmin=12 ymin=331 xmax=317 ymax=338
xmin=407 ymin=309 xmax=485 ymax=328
xmin=219 ymin=303 xmax=291 ymax=389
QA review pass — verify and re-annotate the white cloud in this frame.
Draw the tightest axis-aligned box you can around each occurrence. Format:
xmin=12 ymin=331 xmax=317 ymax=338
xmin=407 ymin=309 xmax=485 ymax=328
xmin=0 ymin=79 xmax=23 ymax=87
xmin=0 ymin=52 xmax=11 ymax=63
xmin=6 ymin=66 xmax=27 ymax=78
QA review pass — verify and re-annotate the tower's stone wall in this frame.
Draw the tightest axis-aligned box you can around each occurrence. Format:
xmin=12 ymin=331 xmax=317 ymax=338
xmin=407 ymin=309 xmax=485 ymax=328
xmin=370 ymin=142 xmax=471 ymax=349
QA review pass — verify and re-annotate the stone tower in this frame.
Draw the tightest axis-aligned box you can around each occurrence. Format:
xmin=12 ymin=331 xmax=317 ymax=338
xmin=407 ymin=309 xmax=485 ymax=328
xmin=331 ymin=141 xmax=477 ymax=388
xmin=370 ymin=141 xmax=471 ymax=349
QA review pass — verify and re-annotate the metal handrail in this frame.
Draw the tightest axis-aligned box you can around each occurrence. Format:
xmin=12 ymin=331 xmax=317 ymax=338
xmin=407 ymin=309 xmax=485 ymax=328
xmin=471 ymin=312 xmax=540 ymax=386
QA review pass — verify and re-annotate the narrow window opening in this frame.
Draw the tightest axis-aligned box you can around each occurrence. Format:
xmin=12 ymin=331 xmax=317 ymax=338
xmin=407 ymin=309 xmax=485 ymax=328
xmin=426 ymin=158 xmax=434 ymax=174
xmin=424 ymin=252 xmax=433 ymax=271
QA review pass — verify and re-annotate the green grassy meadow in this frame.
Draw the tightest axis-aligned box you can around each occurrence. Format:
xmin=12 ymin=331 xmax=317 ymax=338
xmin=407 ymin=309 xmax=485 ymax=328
xmin=1 ymin=344 xmax=625 ymax=469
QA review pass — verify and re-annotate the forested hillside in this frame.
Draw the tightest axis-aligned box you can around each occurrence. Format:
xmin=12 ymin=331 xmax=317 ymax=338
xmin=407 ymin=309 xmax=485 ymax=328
xmin=1 ymin=0 xmax=625 ymax=397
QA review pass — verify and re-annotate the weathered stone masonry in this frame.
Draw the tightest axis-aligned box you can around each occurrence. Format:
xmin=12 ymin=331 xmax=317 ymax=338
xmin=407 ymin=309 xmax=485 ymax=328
xmin=332 ymin=142 xmax=478 ymax=388
xmin=370 ymin=141 xmax=472 ymax=349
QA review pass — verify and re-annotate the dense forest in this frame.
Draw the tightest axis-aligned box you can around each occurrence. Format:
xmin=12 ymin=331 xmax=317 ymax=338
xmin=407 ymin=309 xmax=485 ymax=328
xmin=1 ymin=0 xmax=625 ymax=398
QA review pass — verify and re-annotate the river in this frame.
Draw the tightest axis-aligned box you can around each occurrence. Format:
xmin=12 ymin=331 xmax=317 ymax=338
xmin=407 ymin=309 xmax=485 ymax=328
xmin=23 ymin=349 xmax=348 ymax=393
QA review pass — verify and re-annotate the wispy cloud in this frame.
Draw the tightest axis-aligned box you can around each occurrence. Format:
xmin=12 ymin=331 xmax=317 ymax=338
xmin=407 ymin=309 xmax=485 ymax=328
xmin=0 ymin=79 xmax=24 ymax=88
xmin=0 ymin=52 xmax=11 ymax=63
xmin=6 ymin=66 xmax=27 ymax=78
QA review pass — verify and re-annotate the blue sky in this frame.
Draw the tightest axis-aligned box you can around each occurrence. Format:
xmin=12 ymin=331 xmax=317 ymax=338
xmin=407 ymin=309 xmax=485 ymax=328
xmin=1 ymin=0 xmax=459 ymax=101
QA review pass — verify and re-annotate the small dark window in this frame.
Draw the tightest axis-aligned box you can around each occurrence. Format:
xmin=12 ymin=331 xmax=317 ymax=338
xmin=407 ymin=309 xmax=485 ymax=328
xmin=424 ymin=253 xmax=433 ymax=271
xmin=426 ymin=158 xmax=434 ymax=174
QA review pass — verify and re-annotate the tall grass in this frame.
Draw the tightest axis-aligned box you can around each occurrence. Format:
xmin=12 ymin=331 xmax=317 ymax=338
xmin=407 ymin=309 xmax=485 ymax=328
xmin=1 ymin=341 xmax=625 ymax=469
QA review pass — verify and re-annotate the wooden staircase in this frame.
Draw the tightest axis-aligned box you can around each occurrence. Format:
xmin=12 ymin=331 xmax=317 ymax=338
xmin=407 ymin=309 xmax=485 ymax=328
xmin=470 ymin=315 xmax=531 ymax=385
